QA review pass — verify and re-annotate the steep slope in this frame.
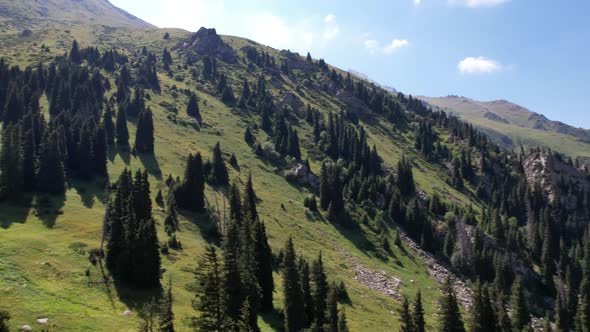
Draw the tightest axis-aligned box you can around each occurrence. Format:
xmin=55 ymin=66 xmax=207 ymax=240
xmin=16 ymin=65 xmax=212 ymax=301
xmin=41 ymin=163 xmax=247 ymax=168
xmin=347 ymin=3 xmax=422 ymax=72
xmin=0 ymin=0 xmax=154 ymax=30
xmin=0 ymin=19 xmax=468 ymax=332
xmin=420 ymin=95 xmax=590 ymax=158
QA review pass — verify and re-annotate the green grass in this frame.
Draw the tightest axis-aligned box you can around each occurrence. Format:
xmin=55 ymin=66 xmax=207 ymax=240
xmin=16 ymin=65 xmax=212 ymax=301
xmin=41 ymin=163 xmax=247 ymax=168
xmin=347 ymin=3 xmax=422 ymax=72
xmin=0 ymin=22 xmax=482 ymax=331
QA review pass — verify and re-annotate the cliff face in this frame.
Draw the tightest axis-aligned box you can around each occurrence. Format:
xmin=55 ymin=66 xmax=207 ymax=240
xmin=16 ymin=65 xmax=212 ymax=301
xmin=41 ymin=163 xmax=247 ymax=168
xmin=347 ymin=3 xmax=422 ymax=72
xmin=523 ymin=151 xmax=589 ymax=210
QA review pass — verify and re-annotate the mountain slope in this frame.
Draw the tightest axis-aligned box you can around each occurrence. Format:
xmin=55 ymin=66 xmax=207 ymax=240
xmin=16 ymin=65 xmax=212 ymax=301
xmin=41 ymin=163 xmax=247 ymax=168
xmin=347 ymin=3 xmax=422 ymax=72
xmin=419 ymin=95 xmax=590 ymax=158
xmin=0 ymin=0 xmax=154 ymax=30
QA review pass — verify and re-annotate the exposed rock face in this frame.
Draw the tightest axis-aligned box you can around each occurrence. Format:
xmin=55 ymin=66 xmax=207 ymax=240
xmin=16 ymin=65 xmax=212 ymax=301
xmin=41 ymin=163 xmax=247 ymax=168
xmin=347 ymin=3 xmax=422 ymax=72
xmin=277 ymin=92 xmax=304 ymax=113
xmin=175 ymin=27 xmax=236 ymax=63
xmin=286 ymin=163 xmax=319 ymax=188
xmin=523 ymin=151 xmax=589 ymax=210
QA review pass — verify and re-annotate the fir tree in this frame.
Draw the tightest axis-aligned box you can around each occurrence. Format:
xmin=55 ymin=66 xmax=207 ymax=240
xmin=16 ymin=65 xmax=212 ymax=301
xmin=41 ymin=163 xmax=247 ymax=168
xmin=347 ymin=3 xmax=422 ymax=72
xmin=186 ymin=93 xmax=202 ymax=124
xmin=510 ymin=278 xmax=530 ymax=331
xmin=158 ymin=280 xmax=175 ymax=332
xmin=439 ymin=277 xmax=466 ymax=332
xmin=312 ymin=252 xmax=329 ymax=329
xmin=37 ymin=131 xmax=65 ymax=195
xmin=212 ymin=142 xmax=229 ymax=186
xmin=326 ymin=283 xmax=339 ymax=332
xmin=103 ymin=104 xmax=116 ymax=145
xmin=193 ymin=246 xmax=224 ymax=331
xmin=283 ymin=237 xmax=305 ymax=332
xmin=413 ymin=290 xmax=426 ymax=332
xmin=116 ymin=106 xmax=129 ymax=148
xmin=399 ymin=296 xmax=414 ymax=332
xmin=134 ymin=108 xmax=155 ymax=153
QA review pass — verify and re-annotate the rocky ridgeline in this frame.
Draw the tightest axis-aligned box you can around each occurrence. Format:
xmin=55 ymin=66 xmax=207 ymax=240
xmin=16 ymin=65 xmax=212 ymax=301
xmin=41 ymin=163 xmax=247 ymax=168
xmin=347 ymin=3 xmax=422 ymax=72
xmin=175 ymin=27 xmax=236 ymax=63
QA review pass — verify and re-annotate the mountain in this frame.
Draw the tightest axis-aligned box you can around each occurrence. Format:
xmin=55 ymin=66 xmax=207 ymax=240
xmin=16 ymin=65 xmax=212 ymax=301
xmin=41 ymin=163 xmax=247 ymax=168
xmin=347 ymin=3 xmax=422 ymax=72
xmin=419 ymin=95 xmax=590 ymax=159
xmin=0 ymin=1 xmax=588 ymax=332
xmin=0 ymin=0 xmax=154 ymax=30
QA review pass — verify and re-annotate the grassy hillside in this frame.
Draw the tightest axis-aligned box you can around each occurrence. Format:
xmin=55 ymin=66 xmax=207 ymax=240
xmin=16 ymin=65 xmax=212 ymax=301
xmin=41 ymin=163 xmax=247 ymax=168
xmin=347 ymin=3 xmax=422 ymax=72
xmin=0 ymin=14 xmax=490 ymax=332
xmin=419 ymin=96 xmax=590 ymax=159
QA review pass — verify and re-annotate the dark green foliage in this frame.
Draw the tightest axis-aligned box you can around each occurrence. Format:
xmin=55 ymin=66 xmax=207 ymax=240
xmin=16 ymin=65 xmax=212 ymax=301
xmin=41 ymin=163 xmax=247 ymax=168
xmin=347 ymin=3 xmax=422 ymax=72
xmin=93 ymin=124 xmax=108 ymax=176
xmin=134 ymin=108 xmax=155 ymax=153
xmin=158 ymin=281 xmax=175 ymax=332
xmin=186 ymin=93 xmax=202 ymax=124
xmin=116 ymin=106 xmax=129 ymax=147
xmin=244 ymin=127 xmax=255 ymax=146
xmin=70 ymin=40 xmax=81 ymax=64
xmin=105 ymin=169 xmax=161 ymax=288
xmin=470 ymin=283 xmax=497 ymax=332
xmin=510 ymin=278 xmax=530 ymax=331
xmin=254 ymin=221 xmax=274 ymax=311
xmin=193 ymin=246 xmax=225 ymax=331
xmin=439 ymin=277 xmax=466 ymax=332
xmin=312 ymin=252 xmax=329 ymax=329
xmin=37 ymin=131 xmax=66 ymax=195
xmin=211 ymin=142 xmax=229 ymax=186
xmin=413 ymin=290 xmax=426 ymax=332
xmin=399 ymin=296 xmax=414 ymax=332
xmin=338 ymin=309 xmax=349 ymax=332
xmin=283 ymin=237 xmax=305 ymax=332
xmin=176 ymin=153 xmax=205 ymax=212
xmin=397 ymin=156 xmax=416 ymax=197
xmin=103 ymin=104 xmax=116 ymax=145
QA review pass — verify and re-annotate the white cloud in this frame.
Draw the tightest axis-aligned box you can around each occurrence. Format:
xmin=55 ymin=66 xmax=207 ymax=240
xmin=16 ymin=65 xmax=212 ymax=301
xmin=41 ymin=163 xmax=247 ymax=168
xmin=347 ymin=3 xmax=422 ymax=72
xmin=414 ymin=0 xmax=422 ymax=5
xmin=322 ymin=14 xmax=340 ymax=40
xmin=449 ymin=0 xmax=509 ymax=7
xmin=364 ymin=39 xmax=380 ymax=54
xmin=383 ymin=39 xmax=409 ymax=54
xmin=245 ymin=14 xmax=314 ymax=52
xmin=458 ymin=56 xmax=502 ymax=74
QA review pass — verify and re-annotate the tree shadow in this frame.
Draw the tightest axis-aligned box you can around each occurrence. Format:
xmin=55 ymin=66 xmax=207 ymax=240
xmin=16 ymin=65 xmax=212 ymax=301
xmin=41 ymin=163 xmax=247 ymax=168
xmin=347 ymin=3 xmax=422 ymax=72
xmin=114 ymin=282 xmax=164 ymax=313
xmin=70 ymin=178 xmax=106 ymax=209
xmin=35 ymin=193 xmax=66 ymax=228
xmin=178 ymin=208 xmax=220 ymax=245
xmin=118 ymin=148 xmax=131 ymax=165
xmin=0 ymin=196 xmax=32 ymax=229
xmin=260 ymin=308 xmax=284 ymax=331
xmin=138 ymin=152 xmax=162 ymax=180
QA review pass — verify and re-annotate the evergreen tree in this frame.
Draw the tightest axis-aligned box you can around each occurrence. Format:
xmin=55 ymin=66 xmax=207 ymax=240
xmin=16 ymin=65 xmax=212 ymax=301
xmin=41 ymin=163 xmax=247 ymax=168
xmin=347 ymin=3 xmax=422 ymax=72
xmin=312 ymin=252 xmax=329 ymax=329
xmin=243 ymin=174 xmax=258 ymax=222
xmin=37 ymin=131 xmax=65 ymax=195
xmin=413 ymin=290 xmax=426 ymax=332
xmin=439 ymin=277 xmax=466 ymax=332
xmin=470 ymin=283 xmax=497 ymax=332
xmin=70 ymin=40 xmax=81 ymax=64
xmin=103 ymin=104 xmax=116 ymax=145
xmin=93 ymin=124 xmax=108 ymax=176
xmin=510 ymin=278 xmax=530 ymax=331
xmin=193 ymin=246 xmax=224 ymax=331
xmin=299 ymin=258 xmax=315 ymax=327
xmin=116 ymin=106 xmax=129 ymax=148
xmin=177 ymin=153 xmax=205 ymax=212
xmin=158 ymin=281 xmax=175 ymax=332
xmin=399 ymin=296 xmax=414 ymax=332
xmin=134 ymin=108 xmax=155 ymax=153
xmin=244 ymin=127 xmax=255 ymax=146
xmin=254 ymin=221 xmax=274 ymax=311
xmin=186 ymin=93 xmax=202 ymax=124
xmin=211 ymin=142 xmax=229 ymax=186
xmin=338 ymin=309 xmax=349 ymax=332
xmin=283 ymin=237 xmax=305 ymax=332
xmin=326 ymin=283 xmax=339 ymax=332
xmin=0 ymin=310 xmax=10 ymax=332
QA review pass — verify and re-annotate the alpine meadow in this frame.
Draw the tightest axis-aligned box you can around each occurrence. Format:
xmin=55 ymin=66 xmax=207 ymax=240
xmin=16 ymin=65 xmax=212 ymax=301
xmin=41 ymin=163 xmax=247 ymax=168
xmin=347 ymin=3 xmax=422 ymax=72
xmin=1 ymin=1 xmax=590 ymax=332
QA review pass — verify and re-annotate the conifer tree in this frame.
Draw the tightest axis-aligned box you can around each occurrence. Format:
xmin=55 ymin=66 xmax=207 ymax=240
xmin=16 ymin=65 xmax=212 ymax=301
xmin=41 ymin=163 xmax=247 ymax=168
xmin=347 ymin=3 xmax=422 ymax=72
xmin=103 ymin=104 xmax=116 ymax=145
xmin=470 ymin=283 xmax=497 ymax=332
xmin=93 ymin=124 xmax=108 ymax=176
xmin=399 ymin=296 xmax=414 ymax=332
xmin=254 ymin=221 xmax=274 ymax=311
xmin=186 ymin=93 xmax=202 ymax=124
xmin=70 ymin=40 xmax=81 ymax=64
xmin=312 ymin=252 xmax=329 ymax=329
xmin=338 ymin=309 xmax=349 ymax=332
xmin=0 ymin=310 xmax=10 ymax=332
xmin=134 ymin=108 xmax=155 ymax=153
xmin=158 ymin=280 xmax=175 ymax=332
xmin=212 ymin=142 xmax=229 ymax=186
xmin=244 ymin=127 xmax=255 ymax=146
xmin=283 ymin=237 xmax=305 ymax=332
xmin=326 ymin=283 xmax=339 ymax=332
xmin=116 ymin=106 xmax=129 ymax=148
xmin=510 ymin=278 xmax=530 ymax=331
xmin=243 ymin=174 xmax=258 ymax=222
xmin=439 ymin=277 xmax=466 ymax=332
xmin=37 ymin=131 xmax=65 ymax=195
xmin=222 ymin=217 xmax=244 ymax=324
xmin=299 ymin=258 xmax=315 ymax=327
xmin=193 ymin=246 xmax=224 ymax=331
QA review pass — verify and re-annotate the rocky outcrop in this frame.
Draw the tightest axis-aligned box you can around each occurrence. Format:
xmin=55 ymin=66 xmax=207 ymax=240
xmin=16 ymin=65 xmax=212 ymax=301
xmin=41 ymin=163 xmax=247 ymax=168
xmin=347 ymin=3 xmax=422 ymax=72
xmin=286 ymin=164 xmax=319 ymax=188
xmin=523 ymin=151 xmax=589 ymax=210
xmin=277 ymin=92 xmax=304 ymax=113
xmin=175 ymin=27 xmax=236 ymax=63
xmin=483 ymin=111 xmax=509 ymax=124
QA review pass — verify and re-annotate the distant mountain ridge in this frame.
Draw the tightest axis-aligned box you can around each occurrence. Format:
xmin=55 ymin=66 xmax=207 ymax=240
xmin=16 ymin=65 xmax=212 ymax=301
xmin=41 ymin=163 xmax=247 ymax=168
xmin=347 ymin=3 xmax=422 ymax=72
xmin=419 ymin=95 xmax=590 ymax=158
xmin=0 ymin=0 xmax=154 ymax=30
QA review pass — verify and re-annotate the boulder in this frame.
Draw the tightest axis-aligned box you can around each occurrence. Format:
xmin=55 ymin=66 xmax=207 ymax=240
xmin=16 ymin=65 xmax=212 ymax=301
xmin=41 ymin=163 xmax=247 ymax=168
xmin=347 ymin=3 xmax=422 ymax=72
xmin=19 ymin=325 xmax=32 ymax=331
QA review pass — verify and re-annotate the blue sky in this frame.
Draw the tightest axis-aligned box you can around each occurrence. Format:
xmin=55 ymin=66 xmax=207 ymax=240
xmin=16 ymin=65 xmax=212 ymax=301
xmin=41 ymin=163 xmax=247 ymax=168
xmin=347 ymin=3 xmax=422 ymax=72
xmin=110 ymin=0 xmax=590 ymax=128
